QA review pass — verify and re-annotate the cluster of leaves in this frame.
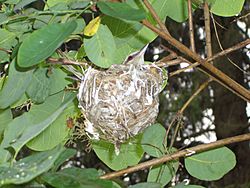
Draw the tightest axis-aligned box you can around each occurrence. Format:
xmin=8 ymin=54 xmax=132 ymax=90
xmin=0 ymin=0 xmax=245 ymax=187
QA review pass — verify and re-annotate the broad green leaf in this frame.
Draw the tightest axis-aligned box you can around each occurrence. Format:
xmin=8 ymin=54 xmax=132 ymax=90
xmin=84 ymin=24 xmax=116 ymax=68
xmin=14 ymin=0 xmax=38 ymax=11
xmin=92 ymin=135 xmax=144 ymax=171
xmin=102 ymin=16 xmax=156 ymax=64
xmin=129 ymin=182 xmax=162 ymax=188
xmin=0 ymin=108 xmax=12 ymax=135
xmin=0 ymin=91 xmax=75 ymax=156
xmin=97 ymin=2 xmax=146 ymax=21
xmin=209 ymin=0 xmax=245 ymax=17
xmin=141 ymin=123 xmax=166 ymax=157
xmin=150 ymin=0 xmax=169 ymax=21
xmin=26 ymin=67 xmax=51 ymax=104
xmin=0 ymin=61 xmax=33 ymax=109
xmin=0 ymin=145 xmax=64 ymax=185
xmin=49 ymin=68 xmax=71 ymax=95
xmin=18 ymin=21 xmax=77 ymax=67
xmin=185 ymin=147 xmax=236 ymax=181
xmin=26 ymin=101 xmax=78 ymax=151
xmin=165 ymin=0 xmax=188 ymax=22
xmin=0 ymin=29 xmax=16 ymax=49
xmin=46 ymin=0 xmax=90 ymax=9
xmin=52 ymin=148 xmax=77 ymax=171
xmin=84 ymin=16 xmax=101 ymax=37
xmin=148 ymin=161 xmax=179 ymax=187
xmin=173 ymin=183 xmax=205 ymax=188
xmin=42 ymin=167 xmax=116 ymax=188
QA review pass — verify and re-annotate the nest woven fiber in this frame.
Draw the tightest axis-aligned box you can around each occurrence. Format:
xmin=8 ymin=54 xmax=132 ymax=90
xmin=77 ymin=47 xmax=166 ymax=149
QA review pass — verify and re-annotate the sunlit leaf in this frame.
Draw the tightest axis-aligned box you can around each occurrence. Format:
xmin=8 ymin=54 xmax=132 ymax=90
xmin=97 ymin=2 xmax=146 ymax=21
xmin=18 ymin=21 xmax=77 ymax=67
xmin=92 ymin=135 xmax=144 ymax=171
xmin=84 ymin=24 xmax=116 ymax=68
xmin=209 ymin=0 xmax=245 ymax=17
xmin=165 ymin=0 xmax=188 ymax=22
xmin=84 ymin=16 xmax=101 ymax=37
xmin=185 ymin=147 xmax=236 ymax=181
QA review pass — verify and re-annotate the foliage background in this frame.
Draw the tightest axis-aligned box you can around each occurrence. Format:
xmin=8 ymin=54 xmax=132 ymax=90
xmin=0 ymin=0 xmax=249 ymax=187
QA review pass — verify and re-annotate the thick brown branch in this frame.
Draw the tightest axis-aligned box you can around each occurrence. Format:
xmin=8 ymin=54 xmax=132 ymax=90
xmin=100 ymin=133 xmax=250 ymax=179
xmin=188 ymin=0 xmax=196 ymax=52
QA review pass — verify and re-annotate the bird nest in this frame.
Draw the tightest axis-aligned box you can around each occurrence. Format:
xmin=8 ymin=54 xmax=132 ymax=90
xmin=77 ymin=62 xmax=166 ymax=147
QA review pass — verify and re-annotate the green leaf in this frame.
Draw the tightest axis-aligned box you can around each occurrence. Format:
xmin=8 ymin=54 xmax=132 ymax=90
xmin=97 ymin=2 xmax=146 ymax=21
xmin=52 ymin=148 xmax=77 ymax=171
xmin=14 ymin=0 xmax=38 ymax=11
xmin=0 ymin=61 xmax=33 ymax=109
xmin=129 ymin=182 xmax=162 ymax=188
xmin=147 ymin=161 xmax=179 ymax=187
xmin=18 ymin=21 xmax=77 ymax=67
xmin=84 ymin=24 xmax=116 ymax=68
xmin=102 ymin=16 xmax=156 ymax=64
xmin=0 ymin=108 xmax=12 ymax=135
xmin=185 ymin=147 xmax=236 ymax=181
xmin=165 ymin=0 xmax=188 ymax=22
xmin=49 ymin=68 xmax=71 ymax=95
xmin=26 ymin=67 xmax=51 ymax=104
xmin=92 ymin=135 xmax=144 ymax=171
xmin=0 ymin=91 xmax=75 ymax=156
xmin=0 ymin=145 xmax=64 ymax=186
xmin=42 ymin=167 xmax=116 ymax=188
xmin=0 ymin=29 xmax=16 ymax=49
xmin=150 ymin=0 xmax=169 ymax=21
xmin=173 ymin=183 xmax=205 ymax=188
xmin=26 ymin=100 xmax=78 ymax=151
xmin=141 ymin=123 xmax=166 ymax=157
xmin=209 ymin=0 xmax=245 ymax=17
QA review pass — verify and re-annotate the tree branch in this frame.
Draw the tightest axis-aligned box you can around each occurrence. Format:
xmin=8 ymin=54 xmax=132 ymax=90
xmin=141 ymin=20 xmax=250 ymax=102
xmin=188 ymin=0 xmax=196 ymax=52
xmin=143 ymin=0 xmax=170 ymax=34
xmin=100 ymin=133 xmax=250 ymax=179
xmin=204 ymin=2 xmax=212 ymax=58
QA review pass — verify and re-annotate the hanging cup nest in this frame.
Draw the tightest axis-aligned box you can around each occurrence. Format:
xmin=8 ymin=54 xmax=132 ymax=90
xmin=77 ymin=46 xmax=167 ymax=151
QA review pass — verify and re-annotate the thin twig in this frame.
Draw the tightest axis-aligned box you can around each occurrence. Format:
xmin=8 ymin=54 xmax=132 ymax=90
xmin=211 ymin=14 xmax=249 ymax=75
xmin=47 ymin=57 xmax=88 ymax=66
xmin=0 ymin=48 xmax=11 ymax=53
xmin=169 ymin=79 xmax=212 ymax=147
xmin=170 ymin=62 xmax=200 ymax=77
xmin=156 ymin=59 xmax=182 ymax=67
xmin=188 ymin=0 xmax=196 ymax=52
xmin=100 ymin=132 xmax=250 ymax=179
xmin=206 ymin=39 xmax=250 ymax=62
